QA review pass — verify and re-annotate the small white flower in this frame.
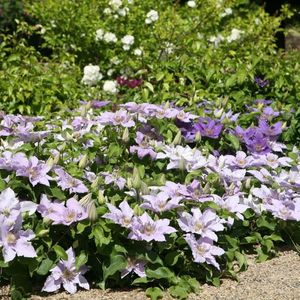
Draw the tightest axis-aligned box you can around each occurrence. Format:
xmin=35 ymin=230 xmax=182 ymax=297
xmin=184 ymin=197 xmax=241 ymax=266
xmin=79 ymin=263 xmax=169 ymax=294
xmin=107 ymin=69 xmax=115 ymax=76
xmin=134 ymin=48 xmax=142 ymax=56
xmin=103 ymin=32 xmax=118 ymax=43
xmin=104 ymin=8 xmax=112 ymax=15
xmin=103 ymin=80 xmax=118 ymax=94
xmin=81 ymin=65 xmax=103 ymax=86
xmin=95 ymin=29 xmax=104 ymax=41
xmin=164 ymin=42 xmax=174 ymax=55
xmin=254 ymin=18 xmax=261 ymax=25
xmin=110 ymin=56 xmax=121 ymax=65
xmin=145 ymin=10 xmax=159 ymax=24
xmin=220 ymin=7 xmax=232 ymax=17
xmin=187 ymin=1 xmax=196 ymax=8
xmin=209 ymin=34 xmax=224 ymax=47
xmin=109 ymin=0 xmax=122 ymax=10
xmin=118 ymin=7 xmax=129 ymax=16
xmin=227 ymin=28 xmax=243 ymax=42
xmin=121 ymin=35 xmax=134 ymax=50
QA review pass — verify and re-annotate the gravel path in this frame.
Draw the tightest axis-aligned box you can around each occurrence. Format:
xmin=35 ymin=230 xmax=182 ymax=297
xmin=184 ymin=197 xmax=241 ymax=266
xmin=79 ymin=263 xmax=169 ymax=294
xmin=1 ymin=250 xmax=299 ymax=300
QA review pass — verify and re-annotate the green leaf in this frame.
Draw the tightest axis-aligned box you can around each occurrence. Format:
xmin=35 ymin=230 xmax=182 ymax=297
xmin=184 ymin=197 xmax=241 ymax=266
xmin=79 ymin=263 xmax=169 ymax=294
xmin=165 ymin=251 xmax=181 ymax=266
xmin=37 ymin=258 xmax=54 ymax=276
xmin=102 ymin=254 xmax=126 ymax=283
xmin=146 ymin=287 xmax=163 ymax=300
xmin=226 ymin=134 xmax=240 ymax=150
xmin=146 ymin=267 xmax=175 ymax=280
xmin=50 ymin=187 xmax=66 ymax=200
xmin=53 ymin=245 xmax=68 ymax=260
xmin=76 ymin=251 xmax=88 ymax=270
xmin=256 ymin=215 xmax=276 ymax=230
xmin=169 ymin=285 xmax=188 ymax=300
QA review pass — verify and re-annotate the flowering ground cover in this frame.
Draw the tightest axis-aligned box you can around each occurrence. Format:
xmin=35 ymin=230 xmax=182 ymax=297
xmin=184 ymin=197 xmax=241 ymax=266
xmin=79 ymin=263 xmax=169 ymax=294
xmin=1 ymin=0 xmax=300 ymax=299
xmin=0 ymin=98 xmax=300 ymax=299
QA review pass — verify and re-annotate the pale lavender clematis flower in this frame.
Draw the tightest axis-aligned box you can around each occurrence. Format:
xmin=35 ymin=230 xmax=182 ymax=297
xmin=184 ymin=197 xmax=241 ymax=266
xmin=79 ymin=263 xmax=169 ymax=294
xmin=256 ymin=153 xmax=292 ymax=169
xmin=50 ymin=198 xmax=88 ymax=226
xmin=156 ymin=145 xmax=206 ymax=171
xmin=252 ymin=185 xmax=281 ymax=205
xmin=214 ymin=195 xmax=248 ymax=220
xmin=130 ymin=132 xmax=160 ymax=160
xmin=128 ymin=212 xmax=176 ymax=242
xmin=220 ymin=168 xmax=246 ymax=183
xmin=101 ymin=171 xmax=126 ymax=190
xmin=141 ymin=192 xmax=181 ymax=213
xmin=0 ymin=151 xmax=15 ymax=171
xmin=247 ymin=168 xmax=273 ymax=184
xmin=55 ymin=168 xmax=88 ymax=194
xmin=185 ymin=180 xmax=212 ymax=202
xmin=37 ymin=194 xmax=66 ymax=219
xmin=224 ymin=151 xmax=255 ymax=169
xmin=42 ymin=247 xmax=90 ymax=294
xmin=265 ymin=199 xmax=300 ymax=221
xmin=184 ymin=234 xmax=224 ymax=270
xmin=177 ymin=208 xmax=224 ymax=241
xmin=15 ymin=156 xmax=52 ymax=186
xmin=0 ymin=188 xmax=20 ymax=223
xmin=96 ymin=109 xmax=135 ymax=127
xmin=0 ymin=215 xmax=36 ymax=262
xmin=150 ymin=181 xmax=189 ymax=202
xmin=121 ymin=257 xmax=146 ymax=278
xmin=102 ymin=200 xmax=134 ymax=228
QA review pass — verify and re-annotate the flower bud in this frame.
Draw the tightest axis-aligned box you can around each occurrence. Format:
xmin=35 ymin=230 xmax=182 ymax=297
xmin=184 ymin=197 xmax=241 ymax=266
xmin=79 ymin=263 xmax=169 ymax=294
xmin=91 ymin=176 xmax=100 ymax=189
xmin=214 ymin=108 xmax=224 ymax=119
xmin=46 ymin=157 xmax=54 ymax=169
xmin=281 ymin=122 xmax=287 ymax=130
xmin=132 ymin=167 xmax=142 ymax=190
xmin=172 ymin=130 xmax=182 ymax=146
xmin=79 ymin=193 xmax=92 ymax=207
xmin=78 ymin=154 xmax=88 ymax=169
xmin=127 ymin=177 xmax=133 ymax=189
xmin=195 ymin=131 xmax=201 ymax=142
xmin=36 ymin=229 xmax=49 ymax=237
xmin=245 ymin=177 xmax=252 ymax=189
xmin=122 ymin=127 xmax=130 ymax=143
xmin=87 ymin=202 xmax=97 ymax=221
xmin=140 ymin=182 xmax=149 ymax=195
xmin=72 ymin=240 xmax=79 ymax=249
xmin=98 ymin=190 xmax=106 ymax=204
xmin=133 ymin=204 xmax=143 ymax=216
xmin=53 ymin=152 xmax=60 ymax=165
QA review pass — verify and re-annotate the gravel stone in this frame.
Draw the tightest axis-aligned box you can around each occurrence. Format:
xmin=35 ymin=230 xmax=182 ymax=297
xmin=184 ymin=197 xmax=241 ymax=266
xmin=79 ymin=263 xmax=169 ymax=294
xmin=1 ymin=250 xmax=299 ymax=300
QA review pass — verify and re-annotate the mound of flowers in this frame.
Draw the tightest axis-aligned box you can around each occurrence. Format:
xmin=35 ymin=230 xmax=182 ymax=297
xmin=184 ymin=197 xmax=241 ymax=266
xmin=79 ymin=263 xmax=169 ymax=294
xmin=0 ymin=99 xmax=299 ymax=299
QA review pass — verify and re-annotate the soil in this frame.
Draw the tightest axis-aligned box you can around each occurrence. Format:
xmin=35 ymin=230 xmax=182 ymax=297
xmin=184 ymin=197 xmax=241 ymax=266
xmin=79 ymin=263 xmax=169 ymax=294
xmin=1 ymin=250 xmax=299 ymax=300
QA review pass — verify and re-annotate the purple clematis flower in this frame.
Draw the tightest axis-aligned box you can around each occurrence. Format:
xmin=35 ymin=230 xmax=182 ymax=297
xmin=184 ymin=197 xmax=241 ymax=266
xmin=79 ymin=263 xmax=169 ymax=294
xmin=49 ymin=198 xmax=88 ymax=226
xmin=96 ymin=109 xmax=135 ymax=127
xmin=101 ymin=171 xmax=126 ymax=190
xmin=141 ymin=192 xmax=182 ymax=213
xmin=55 ymin=168 xmax=88 ymax=194
xmin=128 ymin=212 xmax=176 ymax=242
xmin=258 ymin=120 xmax=282 ymax=138
xmin=184 ymin=234 xmax=225 ymax=269
xmin=0 ymin=215 xmax=36 ymax=262
xmin=0 ymin=188 xmax=20 ymax=223
xmin=260 ymin=106 xmax=280 ymax=120
xmin=193 ymin=117 xmax=223 ymax=139
xmin=102 ymin=200 xmax=134 ymax=228
xmin=177 ymin=208 xmax=224 ymax=241
xmin=15 ymin=156 xmax=52 ymax=186
xmin=130 ymin=132 xmax=160 ymax=160
xmin=254 ymin=77 xmax=269 ymax=88
xmin=121 ymin=257 xmax=146 ymax=278
xmin=37 ymin=194 xmax=66 ymax=219
xmin=42 ymin=247 xmax=90 ymax=294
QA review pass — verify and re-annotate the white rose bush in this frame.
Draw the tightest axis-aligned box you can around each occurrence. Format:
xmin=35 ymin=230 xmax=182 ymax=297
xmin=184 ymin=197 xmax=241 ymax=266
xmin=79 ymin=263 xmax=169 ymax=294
xmin=1 ymin=0 xmax=300 ymax=299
